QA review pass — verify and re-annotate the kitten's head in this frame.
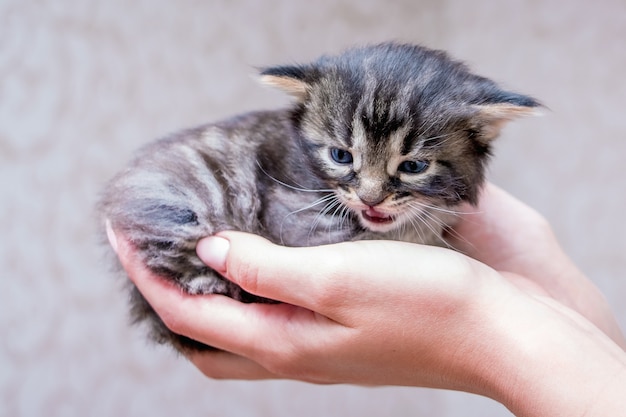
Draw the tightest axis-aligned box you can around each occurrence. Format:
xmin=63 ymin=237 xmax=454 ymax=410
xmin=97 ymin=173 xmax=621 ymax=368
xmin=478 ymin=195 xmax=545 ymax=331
xmin=261 ymin=42 xmax=540 ymax=233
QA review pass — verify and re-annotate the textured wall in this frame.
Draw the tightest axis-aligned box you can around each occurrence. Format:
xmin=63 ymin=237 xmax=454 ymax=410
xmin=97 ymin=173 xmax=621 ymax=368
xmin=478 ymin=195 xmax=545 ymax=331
xmin=2 ymin=1 xmax=625 ymax=416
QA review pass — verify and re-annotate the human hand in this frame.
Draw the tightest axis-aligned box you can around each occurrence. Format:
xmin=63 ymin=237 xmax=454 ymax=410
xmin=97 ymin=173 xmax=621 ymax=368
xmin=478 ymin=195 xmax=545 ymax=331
xmin=445 ymin=184 xmax=626 ymax=346
xmin=109 ymin=183 xmax=626 ymax=416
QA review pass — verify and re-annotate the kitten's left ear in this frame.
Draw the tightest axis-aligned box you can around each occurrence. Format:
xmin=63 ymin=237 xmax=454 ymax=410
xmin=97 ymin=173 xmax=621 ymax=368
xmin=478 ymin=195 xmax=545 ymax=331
xmin=259 ymin=65 xmax=317 ymax=100
xmin=471 ymin=92 xmax=543 ymax=142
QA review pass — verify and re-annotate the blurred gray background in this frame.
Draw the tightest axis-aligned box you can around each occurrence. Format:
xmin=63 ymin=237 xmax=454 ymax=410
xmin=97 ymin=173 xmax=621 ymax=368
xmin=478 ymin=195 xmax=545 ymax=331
xmin=2 ymin=1 xmax=625 ymax=416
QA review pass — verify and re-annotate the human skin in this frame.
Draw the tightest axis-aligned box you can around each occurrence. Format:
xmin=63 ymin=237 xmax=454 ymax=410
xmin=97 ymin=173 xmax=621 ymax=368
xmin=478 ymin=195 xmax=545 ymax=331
xmin=109 ymin=184 xmax=626 ymax=416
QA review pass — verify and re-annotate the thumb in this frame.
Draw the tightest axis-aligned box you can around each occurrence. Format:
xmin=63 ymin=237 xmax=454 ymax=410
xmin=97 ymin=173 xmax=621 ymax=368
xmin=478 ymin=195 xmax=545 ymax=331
xmin=197 ymin=232 xmax=475 ymax=313
xmin=196 ymin=231 xmax=345 ymax=309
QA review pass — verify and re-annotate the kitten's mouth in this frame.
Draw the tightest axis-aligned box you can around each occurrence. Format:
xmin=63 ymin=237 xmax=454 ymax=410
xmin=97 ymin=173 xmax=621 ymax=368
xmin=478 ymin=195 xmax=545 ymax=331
xmin=361 ymin=208 xmax=394 ymax=225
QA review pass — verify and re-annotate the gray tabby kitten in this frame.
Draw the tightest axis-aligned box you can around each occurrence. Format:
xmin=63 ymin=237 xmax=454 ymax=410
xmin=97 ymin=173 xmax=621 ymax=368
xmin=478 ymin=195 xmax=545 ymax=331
xmin=99 ymin=42 xmax=540 ymax=352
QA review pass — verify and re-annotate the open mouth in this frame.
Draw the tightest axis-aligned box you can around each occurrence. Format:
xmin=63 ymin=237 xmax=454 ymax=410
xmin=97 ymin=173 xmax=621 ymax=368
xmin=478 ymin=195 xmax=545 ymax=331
xmin=361 ymin=208 xmax=394 ymax=225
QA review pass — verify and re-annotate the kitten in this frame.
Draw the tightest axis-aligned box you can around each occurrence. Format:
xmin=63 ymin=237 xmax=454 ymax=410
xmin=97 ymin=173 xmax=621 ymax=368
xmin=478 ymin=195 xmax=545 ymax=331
xmin=99 ymin=42 xmax=540 ymax=352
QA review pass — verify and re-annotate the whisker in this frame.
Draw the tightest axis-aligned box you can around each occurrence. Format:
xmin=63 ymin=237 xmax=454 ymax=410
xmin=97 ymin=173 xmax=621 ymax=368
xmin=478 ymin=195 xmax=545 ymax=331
xmin=257 ymin=159 xmax=355 ymax=245
xmin=279 ymin=193 xmax=337 ymax=244
xmin=403 ymin=203 xmax=453 ymax=249
xmin=338 ymin=205 xmax=353 ymax=233
xmin=326 ymin=199 xmax=347 ymax=240
xmin=308 ymin=197 xmax=343 ymax=243
xmin=408 ymin=212 xmax=448 ymax=249
xmin=409 ymin=200 xmax=467 ymax=216
xmin=256 ymin=160 xmax=334 ymax=193
xmin=413 ymin=207 xmax=455 ymax=249
xmin=441 ymin=215 xmax=481 ymax=255
xmin=407 ymin=202 xmax=480 ymax=252
xmin=287 ymin=193 xmax=338 ymax=217
xmin=409 ymin=201 xmax=482 ymax=253
xmin=308 ymin=198 xmax=337 ymax=235
xmin=405 ymin=210 xmax=426 ymax=244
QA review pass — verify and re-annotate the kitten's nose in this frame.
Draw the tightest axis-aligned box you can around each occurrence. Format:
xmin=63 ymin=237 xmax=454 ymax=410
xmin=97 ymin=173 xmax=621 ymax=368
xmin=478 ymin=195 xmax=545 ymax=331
xmin=357 ymin=179 xmax=387 ymax=207
xmin=358 ymin=195 xmax=386 ymax=207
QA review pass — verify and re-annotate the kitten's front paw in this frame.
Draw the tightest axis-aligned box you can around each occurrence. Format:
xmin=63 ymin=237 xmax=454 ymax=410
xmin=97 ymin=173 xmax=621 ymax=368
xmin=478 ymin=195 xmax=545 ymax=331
xmin=184 ymin=274 xmax=242 ymax=298
xmin=186 ymin=275 xmax=223 ymax=294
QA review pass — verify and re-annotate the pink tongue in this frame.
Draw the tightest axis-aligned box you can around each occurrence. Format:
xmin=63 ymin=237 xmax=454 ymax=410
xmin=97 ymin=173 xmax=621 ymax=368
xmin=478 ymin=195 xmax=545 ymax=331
xmin=363 ymin=208 xmax=392 ymax=223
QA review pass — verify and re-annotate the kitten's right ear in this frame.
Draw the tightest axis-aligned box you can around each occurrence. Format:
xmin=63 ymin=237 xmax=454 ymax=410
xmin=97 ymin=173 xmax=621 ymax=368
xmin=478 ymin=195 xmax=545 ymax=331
xmin=259 ymin=65 xmax=316 ymax=100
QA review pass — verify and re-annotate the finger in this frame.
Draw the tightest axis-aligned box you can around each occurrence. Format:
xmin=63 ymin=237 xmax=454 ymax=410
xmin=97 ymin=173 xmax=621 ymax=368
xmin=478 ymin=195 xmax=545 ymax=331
xmin=112 ymin=230 xmax=294 ymax=354
xmin=113 ymin=230 xmax=227 ymax=345
xmin=186 ymin=350 xmax=279 ymax=380
xmin=110 ymin=225 xmax=347 ymax=361
xmin=197 ymin=232 xmax=425 ymax=311
xmin=443 ymin=182 xmax=505 ymax=257
xmin=444 ymin=182 xmax=550 ymax=263
xmin=197 ymin=231 xmax=479 ymax=318
xmin=196 ymin=231 xmax=359 ymax=310
xmin=187 ymin=350 xmax=338 ymax=384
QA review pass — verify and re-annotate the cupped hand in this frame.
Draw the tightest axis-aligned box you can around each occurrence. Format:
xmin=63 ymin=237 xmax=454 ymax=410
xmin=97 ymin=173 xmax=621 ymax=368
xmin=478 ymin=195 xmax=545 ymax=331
xmin=109 ymin=183 xmax=626 ymax=416
xmin=115 ymin=226 xmax=513 ymax=389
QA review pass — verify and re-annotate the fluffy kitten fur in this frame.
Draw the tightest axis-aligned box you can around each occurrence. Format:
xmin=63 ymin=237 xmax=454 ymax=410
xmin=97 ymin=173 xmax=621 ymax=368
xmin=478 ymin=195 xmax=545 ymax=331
xmin=99 ymin=42 xmax=540 ymax=352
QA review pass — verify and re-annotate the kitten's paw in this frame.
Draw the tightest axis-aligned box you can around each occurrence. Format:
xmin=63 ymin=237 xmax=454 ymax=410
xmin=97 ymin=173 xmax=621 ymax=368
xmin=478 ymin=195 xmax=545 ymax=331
xmin=185 ymin=275 xmax=237 ymax=296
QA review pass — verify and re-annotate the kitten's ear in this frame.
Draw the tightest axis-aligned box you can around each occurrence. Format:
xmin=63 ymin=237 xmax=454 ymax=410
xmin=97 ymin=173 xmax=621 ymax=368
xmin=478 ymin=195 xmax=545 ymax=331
xmin=259 ymin=65 xmax=316 ymax=100
xmin=471 ymin=92 xmax=542 ymax=142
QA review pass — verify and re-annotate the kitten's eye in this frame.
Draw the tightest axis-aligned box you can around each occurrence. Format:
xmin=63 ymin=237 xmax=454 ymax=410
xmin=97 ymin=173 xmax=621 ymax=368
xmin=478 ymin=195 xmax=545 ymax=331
xmin=330 ymin=148 xmax=353 ymax=164
xmin=398 ymin=160 xmax=429 ymax=174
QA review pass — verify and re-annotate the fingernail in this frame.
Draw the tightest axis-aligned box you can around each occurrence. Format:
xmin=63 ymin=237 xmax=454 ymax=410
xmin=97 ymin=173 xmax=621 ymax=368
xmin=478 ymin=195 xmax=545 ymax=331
xmin=196 ymin=236 xmax=230 ymax=273
xmin=105 ymin=219 xmax=118 ymax=254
